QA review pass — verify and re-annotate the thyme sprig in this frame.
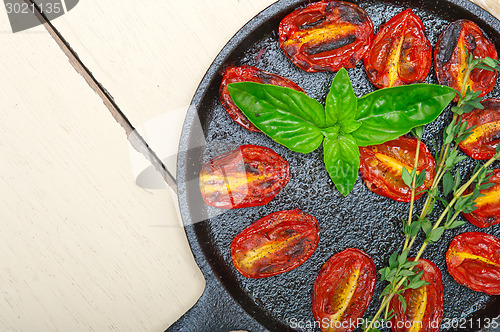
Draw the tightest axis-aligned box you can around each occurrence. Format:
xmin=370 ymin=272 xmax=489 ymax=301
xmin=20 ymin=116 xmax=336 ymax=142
xmin=365 ymin=151 xmax=499 ymax=331
xmin=363 ymin=53 xmax=500 ymax=332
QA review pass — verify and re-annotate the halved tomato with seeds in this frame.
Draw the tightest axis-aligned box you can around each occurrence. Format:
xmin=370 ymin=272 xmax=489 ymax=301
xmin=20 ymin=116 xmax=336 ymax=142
xmin=364 ymin=9 xmax=432 ymax=89
xmin=313 ymin=248 xmax=376 ymax=332
xmin=434 ymin=20 xmax=498 ymax=101
xmin=459 ymin=99 xmax=500 ymax=160
xmin=231 ymin=209 xmax=320 ymax=278
xmin=446 ymin=232 xmax=500 ymax=295
xmin=359 ymin=136 xmax=436 ymax=202
xmin=462 ymin=169 xmax=500 ymax=228
xmin=279 ymin=0 xmax=374 ymax=72
xmin=199 ymin=145 xmax=290 ymax=209
xmin=389 ymin=258 xmax=444 ymax=332
xmin=219 ymin=66 xmax=305 ymax=132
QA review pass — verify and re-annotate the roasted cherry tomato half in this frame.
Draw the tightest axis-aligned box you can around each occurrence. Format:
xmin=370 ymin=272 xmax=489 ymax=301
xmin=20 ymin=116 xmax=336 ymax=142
xmin=459 ymin=99 xmax=500 ymax=160
xmin=279 ymin=0 xmax=374 ymax=72
xmin=219 ymin=65 xmax=305 ymax=132
xmin=364 ymin=9 xmax=431 ymax=89
xmin=462 ymin=169 xmax=500 ymax=228
xmin=231 ymin=209 xmax=320 ymax=278
xmin=446 ymin=232 xmax=500 ymax=295
xmin=199 ymin=145 xmax=290 ymax=209
xmin=389 ymin=258 xmax=444 ymax=332
xmin=359 ymin=136 xmax=436 ymax=202
xmin=313 ymin=248 xmax=376 ymax=332
xmin=434 ymin=20 xmax=498 ymax=101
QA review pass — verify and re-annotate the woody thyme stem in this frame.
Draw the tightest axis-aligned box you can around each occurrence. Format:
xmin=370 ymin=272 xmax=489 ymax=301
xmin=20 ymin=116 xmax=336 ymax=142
xmin=403 ymin=137 xmax=422 ymax=249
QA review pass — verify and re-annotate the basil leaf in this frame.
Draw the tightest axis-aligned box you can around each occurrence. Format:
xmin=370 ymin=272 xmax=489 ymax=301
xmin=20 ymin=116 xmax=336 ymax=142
xmin=353 ymin=84 xmax=456 ymax=146
xmin=228 ymin=82 xmax=326 ymax=153
xmin=325 ymin=68 xmax=358 ymax=126
xmin=323 ymin=134 xmax=360 ymax=196
xmin=321 ymin=126 xmax=340 ymax=140
xmin=341 ymin=120 xmax=362 ymax=134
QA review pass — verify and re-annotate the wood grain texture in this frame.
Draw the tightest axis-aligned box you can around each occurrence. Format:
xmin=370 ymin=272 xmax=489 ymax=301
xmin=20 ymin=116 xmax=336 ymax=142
xmin=21 ymin=0 xmax=178 ymax=192
xmin=0 ymin=4 xmax=205 ymax=332
xmin=1 ymin=1 xmax=499 ymax=331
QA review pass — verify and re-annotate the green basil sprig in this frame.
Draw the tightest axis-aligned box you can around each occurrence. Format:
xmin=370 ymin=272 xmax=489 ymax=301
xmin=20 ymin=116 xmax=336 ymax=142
xmin=227 ymin=68 xmax=456 ymax=196
xmin=321 ymin=68 xmax=361 ymax=195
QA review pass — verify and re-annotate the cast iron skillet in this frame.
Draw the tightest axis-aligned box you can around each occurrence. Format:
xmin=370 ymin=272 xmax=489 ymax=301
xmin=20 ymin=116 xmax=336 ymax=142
xmin=169 ymin=0 xmax=500 ymax=331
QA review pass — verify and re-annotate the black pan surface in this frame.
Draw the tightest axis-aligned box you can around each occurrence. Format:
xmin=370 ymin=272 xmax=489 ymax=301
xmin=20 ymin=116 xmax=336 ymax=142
xmin=172 ymin=0 xmax=500 ymax=331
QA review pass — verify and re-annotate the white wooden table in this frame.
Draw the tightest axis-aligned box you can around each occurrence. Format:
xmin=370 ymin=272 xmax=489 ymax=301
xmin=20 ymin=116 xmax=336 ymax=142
xmin=1 ymin=1 xmax=498 ymax=331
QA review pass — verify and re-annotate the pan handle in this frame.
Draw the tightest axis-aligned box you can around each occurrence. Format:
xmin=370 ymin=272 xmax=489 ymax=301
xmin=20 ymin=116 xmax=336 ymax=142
xmin=165 ymin=273 xmax=263 ymax=331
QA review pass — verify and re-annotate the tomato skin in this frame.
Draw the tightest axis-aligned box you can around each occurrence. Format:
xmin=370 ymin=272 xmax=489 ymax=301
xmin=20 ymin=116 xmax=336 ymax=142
xmin=231 ymin=209 xmax=320 ymax=278
xmin=359 ymin=136 xmax=436 ymax=202
xmin=364 ymin=9 xmax=432 ymax=89
xmin=434 ymin=20 xmax=498 ymax=102
xmin=462 ymin=169 xmax=500 ymax=228
xmin=199 ymin=145 xmax=290 ymax=209
xmin=312 ymin=248 xmax=376 ymax=332
xmin=446 ymin=232 xmax=500 ymax=295
xmin=219 ymin=66 xmax=305 ymax=132
xmin=389 ymin=259 xmax=444 ymax=332
xmin=459 ymin=99 xmax=500 ymax=160
xmin=279 ymin=1 xmax=374 ymax=72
